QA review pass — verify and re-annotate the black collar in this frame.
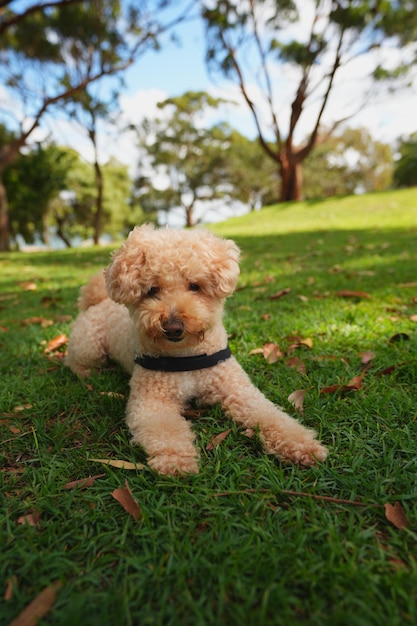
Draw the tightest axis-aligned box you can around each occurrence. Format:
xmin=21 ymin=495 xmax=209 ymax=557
xmin=135 ymin=345 xmax=232 ymax=372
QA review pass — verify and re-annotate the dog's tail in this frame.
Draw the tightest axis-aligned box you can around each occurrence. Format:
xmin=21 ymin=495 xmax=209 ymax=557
xmin=77 ymin=271 xmax=109 ymax=312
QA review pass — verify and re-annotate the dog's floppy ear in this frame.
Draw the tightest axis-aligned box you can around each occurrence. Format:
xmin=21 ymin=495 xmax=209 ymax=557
xmin=105 ymin=226 xmax=148 ymax=304
xmin=206 ymin=235 xmax=240 ymax=298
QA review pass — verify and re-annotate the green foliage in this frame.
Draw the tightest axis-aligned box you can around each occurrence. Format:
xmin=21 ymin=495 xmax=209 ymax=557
xmin=393 ymin=133 xmax=417 ymax=188
xmin=303 ymin=127 xmax=393 ymax=199
xmin=135 ymin=91 xmax=275 ymax=225
xmin=5 ymin=143 xmax=76 ymax=245
xmin=1 ymin=189 xmax=417 ymax=624
xmin=3 ymin=139 xmax=136 ymax=247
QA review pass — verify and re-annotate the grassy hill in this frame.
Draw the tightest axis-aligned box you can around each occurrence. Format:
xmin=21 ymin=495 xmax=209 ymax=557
xmin=1 ymin=188 xmax=417 ymax=625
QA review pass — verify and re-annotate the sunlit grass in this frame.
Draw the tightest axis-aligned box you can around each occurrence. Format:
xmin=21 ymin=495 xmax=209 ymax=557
xmin=1 ymin=188 xmax=417 ymax=625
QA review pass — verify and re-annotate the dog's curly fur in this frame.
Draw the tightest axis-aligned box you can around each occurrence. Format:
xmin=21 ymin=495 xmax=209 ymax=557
xmin=65 ymin=224 xmax=328 ymax=475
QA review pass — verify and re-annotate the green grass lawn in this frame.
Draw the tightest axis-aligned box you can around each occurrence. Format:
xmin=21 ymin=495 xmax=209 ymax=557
xmin=1 ymin=188 xmax=417 ymax=625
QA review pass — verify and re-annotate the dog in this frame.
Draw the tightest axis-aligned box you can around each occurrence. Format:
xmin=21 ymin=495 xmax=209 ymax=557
xmin=65 ymin=224 xmax=328 ymax=475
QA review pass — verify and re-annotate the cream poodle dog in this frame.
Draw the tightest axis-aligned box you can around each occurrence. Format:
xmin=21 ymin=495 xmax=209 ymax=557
xmin=65 ymin=224 xmax=328 ymax=475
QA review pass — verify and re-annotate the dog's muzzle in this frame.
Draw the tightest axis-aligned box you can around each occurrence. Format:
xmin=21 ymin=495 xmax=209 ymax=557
xmin=162 ymin=318 xmax=185 ymax=342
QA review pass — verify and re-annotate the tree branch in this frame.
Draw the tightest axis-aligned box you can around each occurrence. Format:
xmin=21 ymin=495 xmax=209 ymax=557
xmin=0 ymin=0 xmax=84 ymax=36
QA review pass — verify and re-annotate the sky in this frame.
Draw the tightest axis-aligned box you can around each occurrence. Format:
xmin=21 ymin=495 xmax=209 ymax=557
xmin=42 ymin=3 xmax=417 ymax=173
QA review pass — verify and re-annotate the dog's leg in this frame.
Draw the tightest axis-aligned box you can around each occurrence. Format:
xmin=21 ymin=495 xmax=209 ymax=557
xmin=65 ymin=311 xmax=108 ymax=378
xmin=204 ymin=358 xmax=328 ymax=467
xmin=126 ymin=373 xmax=199 ymax=475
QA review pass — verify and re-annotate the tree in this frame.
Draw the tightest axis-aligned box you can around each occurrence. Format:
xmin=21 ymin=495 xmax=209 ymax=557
xmin=202 ymin=0 xmax=417 ymax=203
xmin=134 ymin=91 xmax=249 ymax=227
xmin=4 ymin=142 xmax=80 ymax=247
xmin=303 ymin=126 xmax=393 ymax=199
xmin=50 ymin=154 xmax=138 ymax=247
xmin=393 ymin=134 xmax=417 ymax=189
xmin=223 ymin=130 xmax=280 ymax=210
xmin=0 ymin=0 xmax=192 ymax=250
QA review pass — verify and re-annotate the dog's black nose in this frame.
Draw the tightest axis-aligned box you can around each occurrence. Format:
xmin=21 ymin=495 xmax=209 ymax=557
xmin=162 ymin=319 xmax=185 ymax=341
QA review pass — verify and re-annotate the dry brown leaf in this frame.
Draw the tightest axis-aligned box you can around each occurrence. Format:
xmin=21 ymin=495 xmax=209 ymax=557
xmin=111 ymin=480 xmax=141 ymax=520
xmin=384 ymin=502 xmax=408 ymax=530
xmin=288 ymin=389 xmax=308 ymax=414
xmin=17 ymin=511 xmax=41 ymax=528
xmin=14 ymin=404 xmax=32 ymax=412
xmin=5 ymin=575 xmax=18 ymax=601
xmin=410 ymin=314 xmax=417 ymax=323
xmin=90 ymin=458 xmax=144 ymax=470
xmin=359 ymin=351 xmax=376 ymax=364
xmin=268 ymin=288 xmax=291 ymax=300
xmin=206 ymin=429 xmax=232 ymax=451
xmin=263 ymin=342 xmax=283 ymax=364
xmin=0 ymin=325 xmax=9 ymax=332
xmin=9 ymin=581 xmax=62 ymax=626
xmin=335 ymin=290 xmax=371 ymax=299
xmin=320 ymin=383 xmax=342 ymax=395
xmin=398 ymin=281 xmax=417 ymax=288
xmin=99 ymin=391 xmax=125 ymax=399
xmin=344 ymin=372 xmax=366 ymax=391
xmin=43 ymin=333 xmax=68 ymax=354
xmin=320 ymin=369 xmax=367 ymax=395
xmin=286 ymin=356 xmax=307 ymax=375
xmin=63 ymin=474 xmax=105 ymax=490
xmin=286 ymin=335 xmax=313 ymax=351
xmin=249 ymin=343 xmax=283 ymax=363
xmin=18 ymin=281 xmax=37 ymax=291
xmin=21 ymin=317 xmax=54 ymax=328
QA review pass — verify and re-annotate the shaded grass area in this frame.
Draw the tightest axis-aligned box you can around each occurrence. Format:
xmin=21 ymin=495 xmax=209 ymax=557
xmin=1 ymin=189 xmax=417 ymax=625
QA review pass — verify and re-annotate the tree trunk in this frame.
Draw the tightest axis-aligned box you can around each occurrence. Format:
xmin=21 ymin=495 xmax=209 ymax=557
xmin=0 ymin=176 xmax=10 ymax=251
xmin=185 ymin=204 xmax=195 ymax=228
xmin=56 ymin=215 xmax=72 ymax=248
xmin=280 ymin=159 xmax=303 ymax=202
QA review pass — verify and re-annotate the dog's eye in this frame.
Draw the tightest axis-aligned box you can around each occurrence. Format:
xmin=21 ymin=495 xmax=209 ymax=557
xmin=188 ymin=283 xmax=200 ymax=292
xmin=147 ymin=286 xmax=160 ymax=297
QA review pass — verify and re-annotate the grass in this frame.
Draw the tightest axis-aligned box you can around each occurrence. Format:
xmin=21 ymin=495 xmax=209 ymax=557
xmin=1 ymin=187 xmax=417 ymax=625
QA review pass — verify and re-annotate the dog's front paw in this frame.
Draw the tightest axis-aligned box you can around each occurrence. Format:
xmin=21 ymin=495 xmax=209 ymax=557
xmin=261 ymin=427 xmax=328 ymax=467
xmin=148 ymin=453 xmax=199 ymax=476
xmin=290 ymin=439 xmax=328 ymax=467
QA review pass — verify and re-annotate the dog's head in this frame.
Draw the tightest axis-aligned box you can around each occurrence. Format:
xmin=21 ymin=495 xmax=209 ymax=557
xmin=105 ymin=224 xmax=240 ymax=350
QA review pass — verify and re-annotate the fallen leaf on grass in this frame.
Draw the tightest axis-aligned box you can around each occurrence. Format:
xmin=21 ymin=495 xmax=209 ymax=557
xmin=384 ymin=502 xmax=408 ymax=530
xmin=9 ymin=581 xmax=62 ymax=626
xmin=249 ymin=342 xmax=283 ymax=364
xmin=99 ymin=391 xmax=125 ymax=399
xmin=90 ymin=458 xmax=144 ymax=470
xmin=268 ymin=288 xmax=291 ymax=300
xmin=320 ymin=370 xmax=367 ymax=395
xmin=206 ymin=429 xmax=232 ymax=451
xmin=21 ymin=317 xmax=54 ymax=328
xmin=43 ymin=333 xmax=68 ymax=354
xmin=286 ymin=356 xmax=307 ymax=375
xmin=111 ymin=480 xmax=142 ymax=520
xmin=17 ymin=511 xmax=41 ymax=528
xmin=63 ymin=474 xmax=105 ymax=490
xmin=288 ymin=389 xmax=308 ymax=414
xmin=359 ymin=351 xmax=376 ymax=364
xmin=398 ymin=281 xmax=417 ymax=288
xmin=335 ymin=290 xmax=371 ymax=299
xmin=410 ymin=314 xmax=417 ymax=323
xmin=18 ymin=281 xmax=37 ymax=291
xmin=0 ymin=325 xmax=9 ymax=332
xmin=287 ymin=335 xmax=313 ymax=351
xmin=5 ymin=575 xmax=18 ymax=601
